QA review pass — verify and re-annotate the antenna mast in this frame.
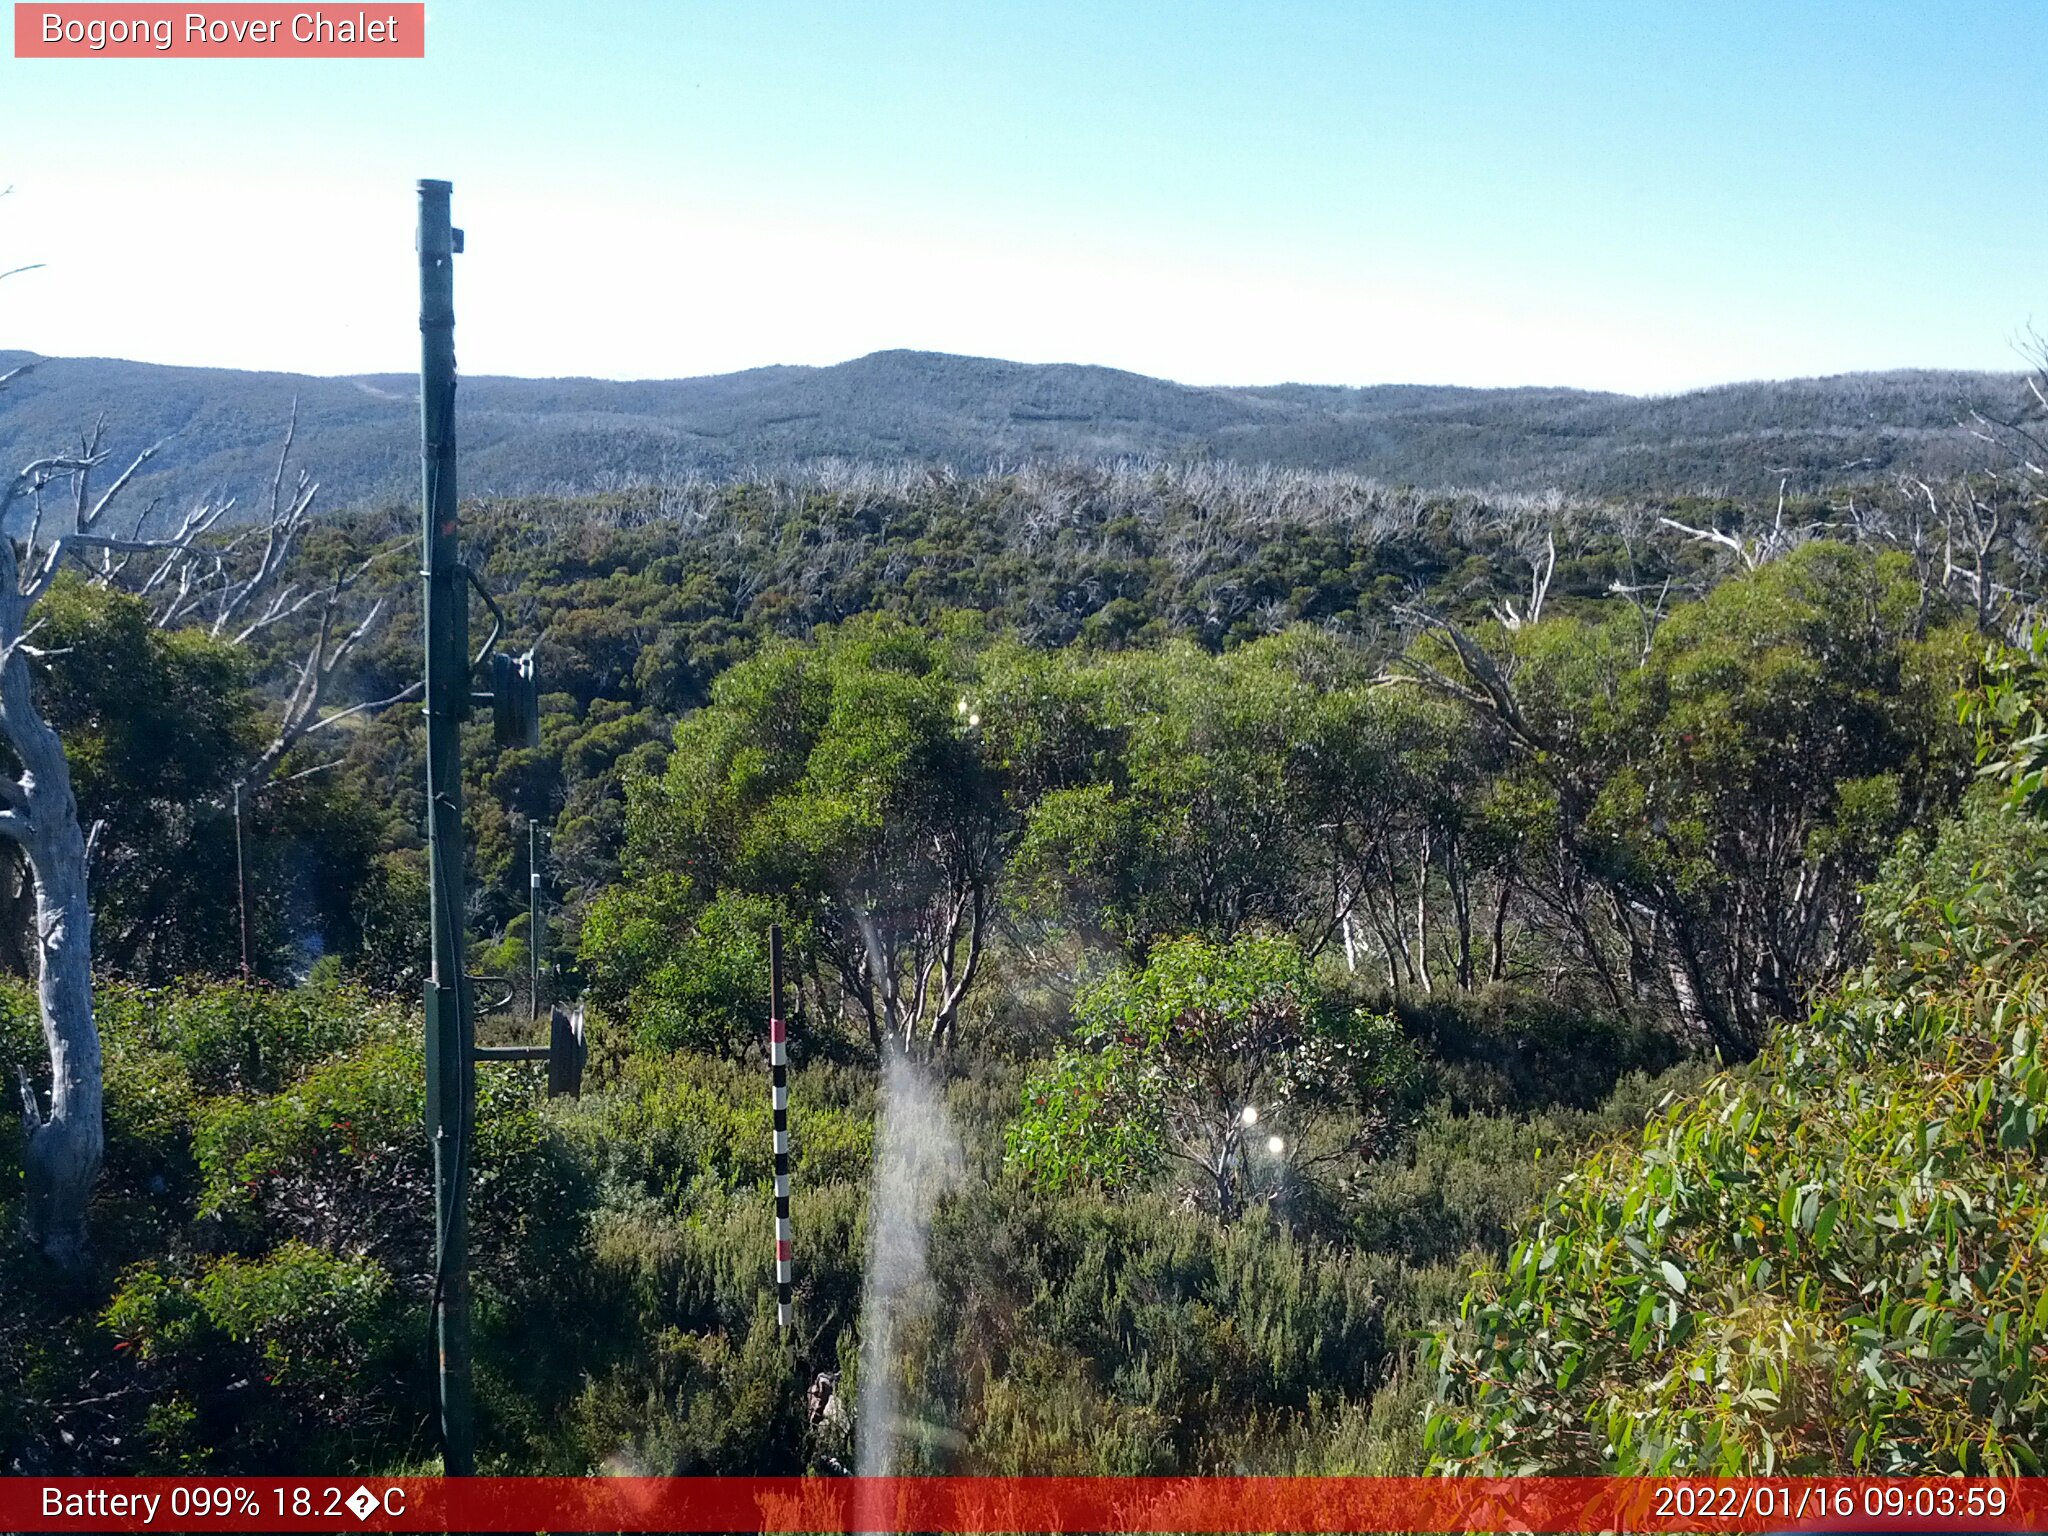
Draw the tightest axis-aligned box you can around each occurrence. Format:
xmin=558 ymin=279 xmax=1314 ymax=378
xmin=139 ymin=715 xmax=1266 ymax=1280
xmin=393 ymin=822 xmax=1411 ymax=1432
xmin=415 ymin=176 xmax=576 ymax=1476
xmin=418 ymin=176 xmax=474 ymax=1477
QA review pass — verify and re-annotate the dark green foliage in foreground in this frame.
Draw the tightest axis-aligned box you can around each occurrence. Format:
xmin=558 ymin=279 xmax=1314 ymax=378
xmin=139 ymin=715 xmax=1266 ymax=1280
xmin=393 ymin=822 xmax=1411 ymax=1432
xmin=0 ymin=981 xmax=582 ymax=1472
xmin=1424 ymin=645 xmax=2048 ymax=1473
xmin=0 ymin=960 xmax=1688 ymax=1474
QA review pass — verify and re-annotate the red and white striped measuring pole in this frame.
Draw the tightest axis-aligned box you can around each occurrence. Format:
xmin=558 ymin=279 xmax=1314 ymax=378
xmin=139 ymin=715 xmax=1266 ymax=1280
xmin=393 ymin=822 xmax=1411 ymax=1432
xmin=769 ymin=925 xmax=793 ymax=1329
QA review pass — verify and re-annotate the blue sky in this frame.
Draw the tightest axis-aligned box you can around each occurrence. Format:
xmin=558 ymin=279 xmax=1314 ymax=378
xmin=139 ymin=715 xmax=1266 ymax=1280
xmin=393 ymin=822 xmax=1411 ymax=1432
xmin=5 ymin=1 xmax=2043 ymax=390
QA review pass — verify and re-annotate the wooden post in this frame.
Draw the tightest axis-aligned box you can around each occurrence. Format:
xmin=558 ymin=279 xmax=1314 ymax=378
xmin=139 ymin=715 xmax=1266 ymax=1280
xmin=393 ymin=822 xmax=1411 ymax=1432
xmin=769 ymin=924 xmax=792 ymax=1329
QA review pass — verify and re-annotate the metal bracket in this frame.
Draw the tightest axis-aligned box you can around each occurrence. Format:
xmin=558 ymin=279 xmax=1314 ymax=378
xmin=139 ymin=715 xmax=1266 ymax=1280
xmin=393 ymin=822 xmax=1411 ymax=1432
xmin=473 ymin=1005 xmax=585 ymax=1098
xmin=466 ymin=973 xmax=516 ymax=1015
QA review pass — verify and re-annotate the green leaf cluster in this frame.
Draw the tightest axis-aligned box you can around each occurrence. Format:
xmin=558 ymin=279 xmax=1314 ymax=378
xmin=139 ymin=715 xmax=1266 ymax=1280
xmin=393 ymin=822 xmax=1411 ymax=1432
xmin=1009 ymin=934 xmax=1416 ymax=1214
xmin=1426 ymin=767 xmax=2048 ymax=1473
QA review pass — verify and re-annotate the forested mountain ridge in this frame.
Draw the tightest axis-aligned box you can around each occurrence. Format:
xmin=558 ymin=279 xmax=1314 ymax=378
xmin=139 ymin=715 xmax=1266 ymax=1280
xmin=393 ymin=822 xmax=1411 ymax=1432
xmin=0 ymin=346 xmax=2025 ymax=516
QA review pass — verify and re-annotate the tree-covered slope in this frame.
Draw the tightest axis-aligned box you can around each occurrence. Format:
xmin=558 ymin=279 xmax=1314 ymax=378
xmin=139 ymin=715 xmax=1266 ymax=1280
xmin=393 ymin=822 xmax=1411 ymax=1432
xmin=0 ymin=347 xmax=2025 ymax=521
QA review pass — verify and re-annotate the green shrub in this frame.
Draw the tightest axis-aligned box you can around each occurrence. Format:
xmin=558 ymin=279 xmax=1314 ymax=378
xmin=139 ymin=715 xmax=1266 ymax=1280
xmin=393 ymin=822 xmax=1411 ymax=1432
xmin=1341 ymin=1069 xmax=1704 ymax=1269
xmin=587 ymin=1053 xmax=873 ymax=1205
xmin=1426 ymin=786 xmax=2048 ymax=1474
xmin=1396 ymin=982 xmax=1683 ymax=1113
xmin=194 ymin=1039 xmax=432 ymax=1264
xmin=1863 ymin=783 xmax=2048 ymax=984
xmin=925 ymin=1184 xmax=1393 ymax=1472
xmin=0 ymin=977 xmax=43 ymax=1208
xmin=98 ymin=979 xmax=400 ymax=1096
xmin=594 ymin=887 xmax=787 ymax=1058
xmin=1008 ymin=934 xmax=1416 ymax=1217
xmin=104 ymin=1242 xmax=411 ymax=1471
xmin=99 ymin=1045 xmax=200 ymax=1213
xmin=193 ymin=1033 xmax=566 ymax=1292
xmin=571 ymin=1300 xmax=805 ymax=1473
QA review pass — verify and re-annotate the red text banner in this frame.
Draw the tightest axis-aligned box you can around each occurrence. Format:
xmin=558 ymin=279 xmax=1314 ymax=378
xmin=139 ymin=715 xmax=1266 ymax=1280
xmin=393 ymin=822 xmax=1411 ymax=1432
xmin=3 ymin=1476 xmax=2046 ymax=1532
xmin=15 ymin=5 xmax=425 ymax=58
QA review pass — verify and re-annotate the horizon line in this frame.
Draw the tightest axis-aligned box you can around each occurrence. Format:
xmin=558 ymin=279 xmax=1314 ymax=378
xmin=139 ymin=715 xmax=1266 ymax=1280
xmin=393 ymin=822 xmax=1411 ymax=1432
xmin=1 ymin=345 xmax=2029 ymax=405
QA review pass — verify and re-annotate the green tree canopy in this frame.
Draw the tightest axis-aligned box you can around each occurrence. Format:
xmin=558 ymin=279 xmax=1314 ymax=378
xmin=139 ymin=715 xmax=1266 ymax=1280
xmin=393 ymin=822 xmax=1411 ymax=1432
xmin=598 ymin=613 xmax=1011 ymax=1054
xmin=1010 ymin=631 xmax=1463 ymax=959
xmin=1008 ymin=933 xmax=1415 ymax=1218
xmin=1406 ymin=542 xmax=1975 ymax=1056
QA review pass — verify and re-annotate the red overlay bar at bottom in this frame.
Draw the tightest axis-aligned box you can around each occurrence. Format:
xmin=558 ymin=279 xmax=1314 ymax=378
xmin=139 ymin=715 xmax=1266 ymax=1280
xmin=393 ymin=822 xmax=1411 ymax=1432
xmin=5 ymin=1477 xmax=2048 ymax=1532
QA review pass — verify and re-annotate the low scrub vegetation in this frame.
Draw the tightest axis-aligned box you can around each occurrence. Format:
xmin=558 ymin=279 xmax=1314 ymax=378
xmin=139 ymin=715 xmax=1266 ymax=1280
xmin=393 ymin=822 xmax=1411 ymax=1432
xmin=4 ymin=429 xmax=2047 ymax=1472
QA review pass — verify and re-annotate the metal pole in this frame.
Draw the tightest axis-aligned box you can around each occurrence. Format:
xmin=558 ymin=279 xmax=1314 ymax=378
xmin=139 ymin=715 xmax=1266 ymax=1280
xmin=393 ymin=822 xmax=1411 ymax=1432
xmin=233 ymin=783 xmax=250 ymax=983
xmin=529 ymin=820 xmax=541 ymax=1023
xmin=769 ymin=925 xmax=792 ymax=1329
xmin=417 ymin=177 xmax=474 ymax=1477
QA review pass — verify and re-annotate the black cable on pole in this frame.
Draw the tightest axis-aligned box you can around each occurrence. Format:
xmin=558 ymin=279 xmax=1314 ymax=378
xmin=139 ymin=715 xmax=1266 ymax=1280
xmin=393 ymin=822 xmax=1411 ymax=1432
xmin=422 ymin=814 xmax=470 ymax=1462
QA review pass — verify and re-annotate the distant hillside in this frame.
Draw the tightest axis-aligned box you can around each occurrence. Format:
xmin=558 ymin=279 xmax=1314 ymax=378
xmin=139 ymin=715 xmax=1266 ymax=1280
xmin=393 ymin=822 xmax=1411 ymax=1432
xmin=0 ymin=348 xmax=2026 ymax=517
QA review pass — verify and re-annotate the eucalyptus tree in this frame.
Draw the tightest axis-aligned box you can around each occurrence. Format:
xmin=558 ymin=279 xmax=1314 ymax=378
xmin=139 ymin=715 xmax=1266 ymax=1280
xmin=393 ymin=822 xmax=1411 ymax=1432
xmin=0 ymin=409 xmax=397 ymax=1262
xmin=1391 ymin=542 xmax=1975 ymax=1057
xmin=1008 ymin=629 xmax=1475 ymax=976
xmin=612 ymin=613 xmax=1011 ymax=1056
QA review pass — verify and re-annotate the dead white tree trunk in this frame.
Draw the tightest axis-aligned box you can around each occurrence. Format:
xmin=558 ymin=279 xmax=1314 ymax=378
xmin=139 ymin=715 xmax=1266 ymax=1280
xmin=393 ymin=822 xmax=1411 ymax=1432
xmin=0 ymin=271 xmax=94 ymax=1261
xmin=0 ymin=450 xmax=108 ymax=1265
xmin=0 ymin=405 xmax=404 ymax=1258
xmin=6 ymin=670 xmax=96 ymax=1266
